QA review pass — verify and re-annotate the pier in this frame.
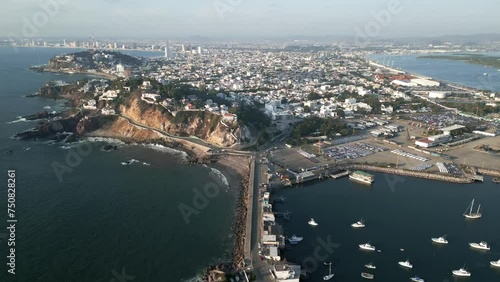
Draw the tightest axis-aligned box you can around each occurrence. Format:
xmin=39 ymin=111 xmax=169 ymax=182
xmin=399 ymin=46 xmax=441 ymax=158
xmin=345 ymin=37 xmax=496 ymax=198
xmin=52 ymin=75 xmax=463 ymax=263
xmin=330 ymin=170 xmax=350 ymax=179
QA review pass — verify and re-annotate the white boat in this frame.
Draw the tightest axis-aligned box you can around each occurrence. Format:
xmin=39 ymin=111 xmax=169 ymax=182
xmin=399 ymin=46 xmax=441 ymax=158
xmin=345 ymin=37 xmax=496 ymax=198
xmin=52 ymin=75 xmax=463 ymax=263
xmin=490 ymin=260 xmax=500 ymax=268
xmin=463 ymin=199 xmax=482 ymax=219
xmin=359 ymin=243 xmax=376 ymax=251
xmin=308 ymin=218 xmax=318 ymax=226
xmin=288 ymin=235 xmax=303 ymax=244
xmin=349 ymin=171 xmax=374 ymax=184
xmin=361 ymin=272 xmax=374 ymax=280
xmin=431 ymin=235 xmax=448 ymax=244
xmin=323 ymin=262 xmax=334 ymax=280
xmin=365 ymin=262 xmax=376 ymax=269
xmin=121 ymin=161 xmax=132 ymax=166
xmin=398 ymin=259 xmax=413 ymax=269
xmin=142 ymin=162 xmax=150 ymax=166
xmin=452 ymin=268 xmax=471 ymax=277
xmin=352 ymin=219 xmax=365 ymax=228
xmin=469 ymin=241 xmax=490 ymax=251
xmin=410 ymin=277 xmax=424 ymax=282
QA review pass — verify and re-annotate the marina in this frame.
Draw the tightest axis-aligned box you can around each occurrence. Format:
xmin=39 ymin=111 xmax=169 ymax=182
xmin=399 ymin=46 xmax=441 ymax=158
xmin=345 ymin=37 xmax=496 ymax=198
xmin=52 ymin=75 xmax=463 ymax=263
xmin=270 ymin=173 xmax=500 ymax=281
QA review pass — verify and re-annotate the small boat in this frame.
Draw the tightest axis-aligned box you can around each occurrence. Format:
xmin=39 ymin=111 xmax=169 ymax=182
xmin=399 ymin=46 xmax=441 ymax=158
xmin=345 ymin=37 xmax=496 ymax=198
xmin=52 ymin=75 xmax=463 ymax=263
xmin=469 ymin=241 xmax=490 ymax=251
xmin=431 ymin=235 xmax=448 ymax=244
xmin=490 ymin=260 xmax=500 ymax=268
xmin=288 ymin=235 xmax=303 ymax=244
xmin=23 ymin=147 xmax=31 ymax=151
xmin=493 ymin=178 xmax=500 ymax=183
xmin=398 ymin=259 xmax=413 ymax=269
xmin=323 ymin=262 xmax=334 ymax=280
xmin=452 ymin=268 xmax=471 ymax=277
xmin=352 ymin=219 xmax=365 ymax=228
xmin=359 ymin=243 xmax=376 ymax=251
xmin=365 ymin=262 xmax=376 ymax=269
xmin=308 ymin=218 xmax=318 ymax=226
xmin=361 ymin=272 xmax=374 ymax=280
xmin=410 ymin=276 xmax=425 ymax=282
xmin=463 ymin=199 xmax=482 ymax=219
xmin=142 ymin=162 xmax=150 ymax=166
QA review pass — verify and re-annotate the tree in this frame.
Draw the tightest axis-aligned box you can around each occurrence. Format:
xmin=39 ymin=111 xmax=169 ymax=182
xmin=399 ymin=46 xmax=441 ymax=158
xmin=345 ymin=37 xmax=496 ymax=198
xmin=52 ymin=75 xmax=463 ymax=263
xmin=303 ymin=105 xmax=311 ymax=113
xmin=307 ymin=92 xmax=322 ymax=100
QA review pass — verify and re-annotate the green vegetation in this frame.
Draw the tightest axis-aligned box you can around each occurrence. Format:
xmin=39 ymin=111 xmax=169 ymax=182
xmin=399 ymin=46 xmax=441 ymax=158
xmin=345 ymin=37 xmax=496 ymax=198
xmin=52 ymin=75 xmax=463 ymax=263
xmin=441 ymin=101 xmax=499 ymax=116
xmin=419 ymin=54 xmax=500 ymax=69
xmin=288 ymin=116 xmax=349 ymax=145
xmin=233 ymin=104 xmax=271 ymax=129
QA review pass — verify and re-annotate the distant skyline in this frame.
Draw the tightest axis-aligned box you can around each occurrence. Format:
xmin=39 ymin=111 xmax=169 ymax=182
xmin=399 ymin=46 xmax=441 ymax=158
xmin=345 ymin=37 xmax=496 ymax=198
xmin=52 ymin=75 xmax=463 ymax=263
xmin=2 ymin=0 xmax=500 ymax=40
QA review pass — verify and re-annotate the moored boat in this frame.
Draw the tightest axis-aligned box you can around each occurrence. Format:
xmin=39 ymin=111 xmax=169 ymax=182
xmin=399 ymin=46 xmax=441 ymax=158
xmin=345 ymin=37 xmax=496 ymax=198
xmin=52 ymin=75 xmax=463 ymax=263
xmin=352 ymin=219 xmax=365 ymax=228
xmin=398 ymin=259 xmax=413 ymax=269
xmin=359 ymin=243 xmax=376 ymax=251
xmin=308 ymin=218 xmax=318 ymax=226
xmin=365 ymin=262 xmax=376 ymax=269
xmin=361 ymin=272 xmax=374 ymax=280
xmin=431 ymin=235 xmax=448 ymax=244
xmin=490 ymin=260 xmax=500 ymax=268
xmin=288 ymin=235 xmax=303 ymax=244
xmin=323 ymin=262 xmax=334 ymax=280
xmin=452 ymin=268 xmax=471 ymax=277
xmin=463 ymin=199 xmax=482 ymax=219
xmin=469 ymin=241 xmax=490 ymax=251
xmin=410 ymin=276 xmax=424 ymax=282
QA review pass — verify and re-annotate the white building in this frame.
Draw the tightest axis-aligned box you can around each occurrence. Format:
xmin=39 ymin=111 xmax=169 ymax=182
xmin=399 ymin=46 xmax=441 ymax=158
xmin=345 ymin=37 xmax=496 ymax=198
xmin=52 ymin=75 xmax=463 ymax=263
xmin=429 ymin=91 xmax=448 ymax=99
xmin=411 ymin=78 xmax=441 ymax=87
xmin=272 ymin=262 xmax=301 ymax=282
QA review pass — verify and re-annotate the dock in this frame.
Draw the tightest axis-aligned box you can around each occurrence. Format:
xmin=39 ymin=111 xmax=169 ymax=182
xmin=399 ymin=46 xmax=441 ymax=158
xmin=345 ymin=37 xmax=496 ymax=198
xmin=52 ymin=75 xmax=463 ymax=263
xmin=330 ymin=170 xmax=350 ymax=179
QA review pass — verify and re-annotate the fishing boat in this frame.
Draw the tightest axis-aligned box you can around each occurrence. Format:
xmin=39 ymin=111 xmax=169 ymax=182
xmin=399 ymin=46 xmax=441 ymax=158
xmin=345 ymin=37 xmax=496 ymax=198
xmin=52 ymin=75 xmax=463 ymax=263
xmin=469 ymin=241 xmax=490 ymax=251
xmin=352 ymin=219 xmax=365 ymax=228
xmin=431 ymin=235 xmax=448 ymax=244
xmin=452 ymin=268 xmax=471 ymax=277
xmin=463 ymin=199 xmax=482 ymax=219
xmin=410 ymin=276 xmax=425 ymax=282
xmin=490 ymin=260 xmax=500 ymax=268
xmin=359 ymin=243 xmax=376 ymax=251
xmin=323 ymin=262 xmax=334 ymax=280
xmin=361 ymin=272 xmax=374 ymax=280
xmin=398 ymin=259 xmax=413 ymax=269
xmin=365 ymin=262 xmax=376 ymax=269
xmin=288 ymin=235 xmax=303 ymax=244
xmin=308 ymin=218 xmax=318 ymax=226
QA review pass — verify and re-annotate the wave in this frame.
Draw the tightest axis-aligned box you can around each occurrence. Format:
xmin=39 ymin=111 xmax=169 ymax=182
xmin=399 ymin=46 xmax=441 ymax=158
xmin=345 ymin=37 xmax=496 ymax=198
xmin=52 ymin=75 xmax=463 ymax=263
xmin=6 ymin=117 xmax=27 ymax=124
xmin=141 ymin=143 xmax=188 ymax=159
xmin=208 ymin=167 xmax=230 ymax=187
xmin=43 ymin=106 xmax=52 ymax=110
xmin=85 ymin=137 xmax=126 ymax=146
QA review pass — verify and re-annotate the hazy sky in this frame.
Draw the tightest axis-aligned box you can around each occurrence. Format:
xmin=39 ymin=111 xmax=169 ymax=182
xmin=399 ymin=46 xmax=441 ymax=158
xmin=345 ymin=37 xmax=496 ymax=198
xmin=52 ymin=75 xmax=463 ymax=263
xmin=2 ymin=0 xmax=499 ymax=39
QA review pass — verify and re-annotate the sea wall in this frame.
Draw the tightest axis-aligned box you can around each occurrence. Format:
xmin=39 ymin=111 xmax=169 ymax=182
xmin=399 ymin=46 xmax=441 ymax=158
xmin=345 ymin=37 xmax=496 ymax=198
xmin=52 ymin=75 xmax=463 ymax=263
xmin=340 ymin=164 xmax=474 ymax=184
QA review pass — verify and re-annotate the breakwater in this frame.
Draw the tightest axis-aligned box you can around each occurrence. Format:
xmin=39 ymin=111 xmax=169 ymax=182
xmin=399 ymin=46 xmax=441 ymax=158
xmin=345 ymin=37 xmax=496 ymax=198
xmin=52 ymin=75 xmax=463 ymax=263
xmin=231 ymin=159 xmax=251 ymax=270
xmin=338 ymin=164 xmax=474 ymax=184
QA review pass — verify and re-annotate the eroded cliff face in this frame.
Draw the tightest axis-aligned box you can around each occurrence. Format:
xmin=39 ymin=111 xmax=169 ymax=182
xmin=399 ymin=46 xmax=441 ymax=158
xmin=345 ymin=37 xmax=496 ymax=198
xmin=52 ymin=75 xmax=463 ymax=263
xmin=118 ymin=96 xmax=240 ymax=147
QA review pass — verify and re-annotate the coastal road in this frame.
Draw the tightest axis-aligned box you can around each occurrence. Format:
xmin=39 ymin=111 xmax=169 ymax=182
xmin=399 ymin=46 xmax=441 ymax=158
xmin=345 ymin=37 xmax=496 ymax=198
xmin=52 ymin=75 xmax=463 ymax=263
xmin=249 ymin=154 xmax=275 ymax=282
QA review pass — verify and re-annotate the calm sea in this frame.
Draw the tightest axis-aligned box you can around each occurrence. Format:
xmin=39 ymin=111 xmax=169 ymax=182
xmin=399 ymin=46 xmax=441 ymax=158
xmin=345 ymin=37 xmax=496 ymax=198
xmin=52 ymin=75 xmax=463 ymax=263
xmin=273 ymin=174 xmax=500 ymax=282
xmin=0 ymin=47 xmax=235 ymax=282
xmin=370 ymin=53 xmax=500 ymax=92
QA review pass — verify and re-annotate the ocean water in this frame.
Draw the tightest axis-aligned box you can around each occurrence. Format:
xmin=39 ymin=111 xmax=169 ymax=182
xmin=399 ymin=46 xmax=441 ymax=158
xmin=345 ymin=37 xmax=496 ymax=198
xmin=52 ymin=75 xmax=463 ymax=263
xmin=0 ymin=47 xmax=235 ymax=281
xmin=370 ymin=53 xmax=500 ymax=92
xmin=273 ymin=174 xmax=500 ymax=282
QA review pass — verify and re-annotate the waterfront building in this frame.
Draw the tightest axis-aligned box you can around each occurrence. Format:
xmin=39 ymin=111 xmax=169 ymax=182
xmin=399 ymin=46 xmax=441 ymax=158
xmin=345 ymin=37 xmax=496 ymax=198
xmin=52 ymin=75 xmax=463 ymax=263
xmin=272 ymin=262 xmax=301 ymax=282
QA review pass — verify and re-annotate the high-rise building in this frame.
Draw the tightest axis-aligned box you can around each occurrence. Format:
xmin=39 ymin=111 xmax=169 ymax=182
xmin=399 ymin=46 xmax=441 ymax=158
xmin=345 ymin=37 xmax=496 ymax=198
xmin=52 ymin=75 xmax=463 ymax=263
xmin=198 ymin=46 xmax=202 ymax=54
xmin=181 ymin=44 xmax=186 ymax=53
xmin=114 ymin=42 xmax=118 ymax=49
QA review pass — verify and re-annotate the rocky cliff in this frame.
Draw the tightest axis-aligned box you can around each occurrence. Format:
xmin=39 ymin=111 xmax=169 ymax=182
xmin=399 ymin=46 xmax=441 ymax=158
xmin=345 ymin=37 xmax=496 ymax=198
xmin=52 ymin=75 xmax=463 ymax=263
xmin=119 ymin=95 xmax=241 ymax=147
